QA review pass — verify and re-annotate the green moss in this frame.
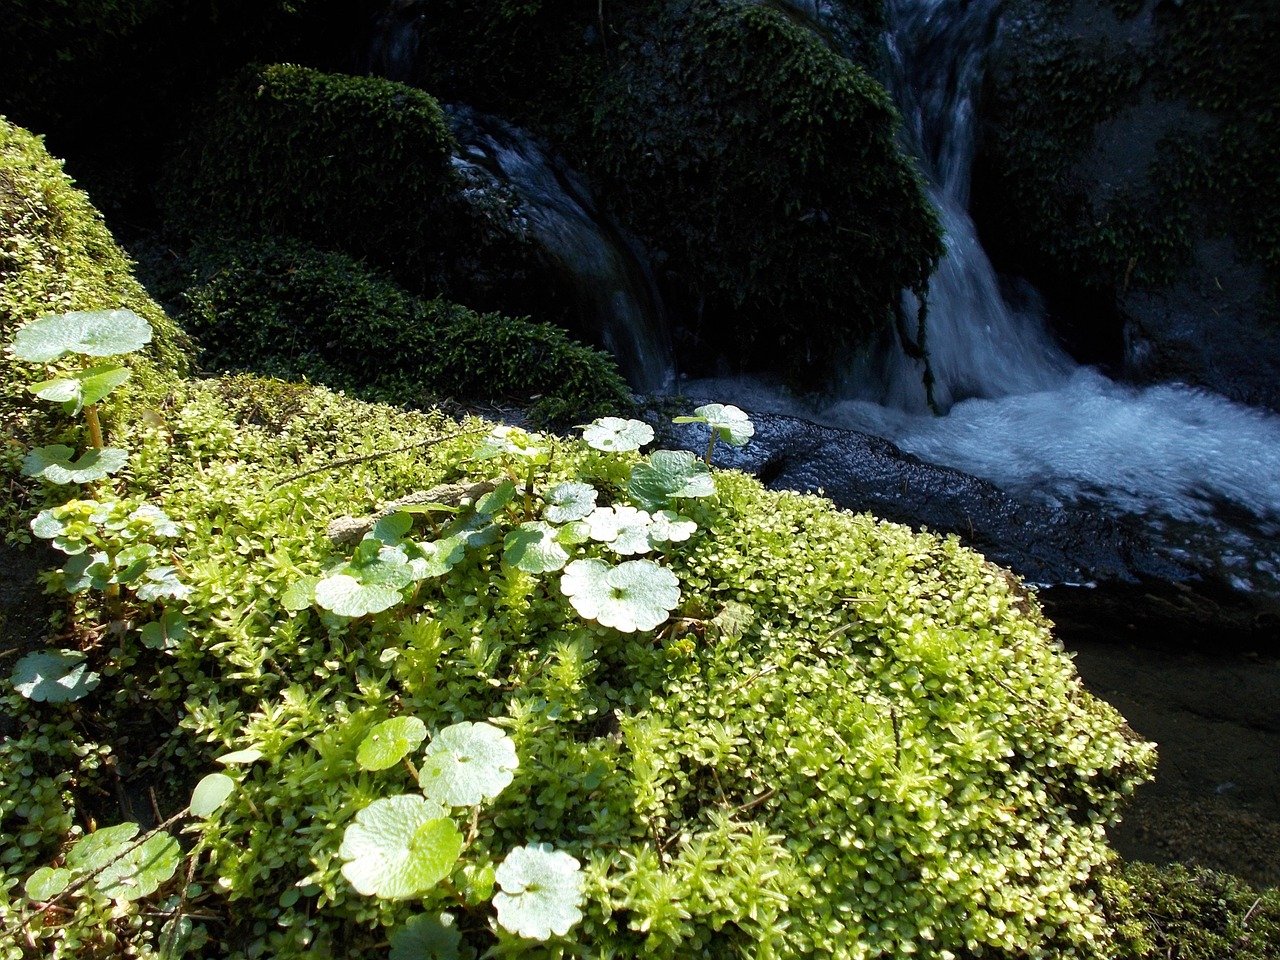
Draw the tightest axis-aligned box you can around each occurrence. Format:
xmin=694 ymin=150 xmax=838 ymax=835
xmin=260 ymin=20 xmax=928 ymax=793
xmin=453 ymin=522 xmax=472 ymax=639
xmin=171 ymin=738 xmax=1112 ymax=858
xmin=161 ymin=64 xmax=459 ymax=292
xmin=1104 ymin=861 xmax=1280 ymax=959
xmin=590 ymin=0 xmax=941 ymax=376
xmin=180 ymin=240 xmax=634 ymax=423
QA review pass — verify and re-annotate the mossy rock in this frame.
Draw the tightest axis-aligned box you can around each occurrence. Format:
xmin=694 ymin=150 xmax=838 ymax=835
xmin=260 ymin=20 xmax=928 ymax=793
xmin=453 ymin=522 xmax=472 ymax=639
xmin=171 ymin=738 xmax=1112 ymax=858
xmin=161 ymin=64 xmax=459 ymax=292
xmin=180 ymin=239 xmax=634 ymax=423
xmin=589 ymin=0 xmax=942 ymax=377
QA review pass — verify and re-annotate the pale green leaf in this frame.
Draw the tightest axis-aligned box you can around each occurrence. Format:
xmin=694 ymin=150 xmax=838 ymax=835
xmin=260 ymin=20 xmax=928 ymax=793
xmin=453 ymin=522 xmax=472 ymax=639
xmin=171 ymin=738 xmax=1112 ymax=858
xmin=586 ymin=506 xmax=655 ymax=555
xmin=10 ymin=309 xmax=153 ymax=362
xmin=96 ymin=831 xmax=180 ymax=902
xmin=418 ymin=721 xmax=519 ymax=807
xmin=190 ymin=773 xmax=236 ymax=818
xmin=673 ymin=403 xmax=755 ymax=447
xmin=315 ymin=573 xmax=405 ymax=617
xmin=338 ymin=795 xmax=461 ymax=899
xmin=67 ymin=823 xmax=139 ymax=874
xmin=372 ymin=511 xmax=414 ymax=545
xmin=408 ymin=536 xmax=467 ymax=579
xmin=503 ymin=522 xmax=570 ymax=573
xmin=215 ymin=748 xmax=264 ymax=765
xmin=25 ymin=866 xmax=72 ymax=902
xmin=543 ymin=481 xmax=597 ymax=523
xmin=493 ymin=844 xmax=584 ymax=940
xmin=358 ymin=716 xmax=428 ymax=772
xmin=628 ymin=450 xmax=715 ymax=510
xmin=135 ymin=565 xmax=191 ymax=602
xmin=559 ymin=559 xmax=681 ymax=633
xmin=11 ymin=649 xmax=100 ymax=702
xmin=472 ymin=426 xmax=547 ymax=461
xmin=281 ymin=576 xmax=318 ymax=611
xmin=648 ymin=510 xmax=697 ymax=544
xmin=22 ymin=445 xmax=129 ymax=484
xmin=580 ymin=417 xmax=653 ymax=453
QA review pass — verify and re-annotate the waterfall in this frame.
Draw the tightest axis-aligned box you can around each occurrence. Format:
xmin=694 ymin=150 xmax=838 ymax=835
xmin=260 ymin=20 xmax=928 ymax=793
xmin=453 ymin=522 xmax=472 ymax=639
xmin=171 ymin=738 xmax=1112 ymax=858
xmin=845 ymin=0 xmax=1074 ymax=412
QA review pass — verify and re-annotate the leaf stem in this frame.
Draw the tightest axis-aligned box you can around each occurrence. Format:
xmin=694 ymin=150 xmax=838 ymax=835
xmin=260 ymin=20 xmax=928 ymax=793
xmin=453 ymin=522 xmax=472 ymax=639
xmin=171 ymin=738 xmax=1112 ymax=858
xmin=84 ymin=404 xmax=104 ymax=450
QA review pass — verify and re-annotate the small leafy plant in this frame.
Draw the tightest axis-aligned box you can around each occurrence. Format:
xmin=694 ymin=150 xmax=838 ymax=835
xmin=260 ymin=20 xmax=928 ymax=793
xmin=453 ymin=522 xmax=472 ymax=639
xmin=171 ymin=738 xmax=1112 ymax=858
xmin=673 ymin=402 xmax=755 ymax=464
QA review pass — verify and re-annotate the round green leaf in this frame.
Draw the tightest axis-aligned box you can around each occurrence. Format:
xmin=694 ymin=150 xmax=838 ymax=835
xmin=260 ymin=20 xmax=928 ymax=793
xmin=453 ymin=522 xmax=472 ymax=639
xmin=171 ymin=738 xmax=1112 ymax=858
xmin=22 ymin=445 xmax=129 ymax=484
xmin=280 ymin=576 xmax=318 ymax=611
xmin=11 ymin=649 xmax=100 ymax=703
xmin=339 ymin=794 xmax=462 ymax=899
xmin=493 ymin=844 xmax=584 ymax=940
xmin=190 ymin=773 xmax=237 ymax=818
xmin=560 ymin=559 xmax=681 ymax=633
xmin=10 ymin=309 xmax=153 ymax=362
xmin=580 ymin=417 xmax=654 ymax=452
xmin=418 ymin=721 xmax=519 ymax=807
xmin=66 ymin=823 xmax=139 ymax=877
xmin=586 ymin=506 xmax=656 ymax=555
xmin=673 ymin=403 xmax=755 ymax=446
xmin=389 ymin=913 xmax=474 ymax=960
xmin=649 ymin=510 xmax=697 ymax=544
xmin=408 ymin=535 xmax=467 ymax=580
xmin=358 ymin=716 xmax=428 ymax=771
xmin=96 ymin=831 xmax=180 ymax=902
xmin=25 ymin=866 xmax=72 ymax=902
xmin=543 ymin=481 xmax=598 ymax=523
xmin=472 ymin=426 xmax=547 ymax=461
xmin=628 ymin=450 xmax=715 ymax=510
xmin=140 ymin=612 xmax=190 ymax=651
xmin=503 ymin=522 xmax=570 ymax=573
xmin=315 ymin=573 xmax=405 ymax=617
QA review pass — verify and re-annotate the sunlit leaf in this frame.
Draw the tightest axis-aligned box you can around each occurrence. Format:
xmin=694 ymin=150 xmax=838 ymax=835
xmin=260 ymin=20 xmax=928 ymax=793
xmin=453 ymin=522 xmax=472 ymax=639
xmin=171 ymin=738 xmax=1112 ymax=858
xmin=95 ymin=831 xmax=180 ymax=902
xmin=648 ymin=510 xmax=697 ymax=544
xmin=338 ymin=794 xmax=462 ymax=899
xmin=67 ymin=823 xmax=139 ymax=875
xmin=585 ymin=506 xmax=656 ymax=555
xmin=418 ymin=721 xmax=519 ymax=807
xmin=503 ymin=522 xmax=570 ymax=573
xmin=628 ymin=450 xmax=715 ymax=510
xmin=9 ymin=309 xmax=153 ymax=362
xmin=190 ymin=773 xmax=237 ymax=818
xmin=408 ymin=535 xmax=467 ymax=579
xmin=472 ymin=426 xmax=547 ymax=461
xmin=492 ymin=844 xmax=584 ymax=940
xmin=358 ymin=716 xmax=428 ymax=771
xmin=135 ymin=566 xmax=191 ymax=602
xmin=543 ymin=481 xmax=597 ymax=523
xmin=280 ymin=576 xmax=318 ymax=611
xmin=673 ymin=403 xmax=754 ymax=447
xmin=25 ymin=866 xmax=72 ymax=902
xmin=580 ymin=417 xmax=653 ymax=453
xmin=559 ymin=559 xmax=681 ymax=633
xmin=22 ymin=445 xmax=129 ymax=484
xmin=475 ymin=479 xmax=516 ymax=516
xmin=372 ymin=511 xmax=414 ymax=545
xmin=11 ymin=649 xmax=100 ymax=702
xmin=215 ymin=748 xmax=263 ymax=765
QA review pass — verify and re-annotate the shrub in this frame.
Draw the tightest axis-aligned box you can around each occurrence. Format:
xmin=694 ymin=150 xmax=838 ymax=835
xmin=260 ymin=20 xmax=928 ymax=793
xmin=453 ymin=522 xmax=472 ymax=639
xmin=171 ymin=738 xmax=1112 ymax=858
xmin=179 ymin=239 xmax=634 ymax=423
xmin=161 ymin=64 xmax=458 ymax=291
xmin=589 ymin=0 xmax=941 ymax=377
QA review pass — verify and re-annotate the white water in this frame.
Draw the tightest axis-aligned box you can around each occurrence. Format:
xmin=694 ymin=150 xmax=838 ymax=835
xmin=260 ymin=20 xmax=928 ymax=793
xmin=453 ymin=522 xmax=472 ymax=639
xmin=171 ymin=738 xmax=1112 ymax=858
xmin=680 ymin=0 xmax=1280 ymax=593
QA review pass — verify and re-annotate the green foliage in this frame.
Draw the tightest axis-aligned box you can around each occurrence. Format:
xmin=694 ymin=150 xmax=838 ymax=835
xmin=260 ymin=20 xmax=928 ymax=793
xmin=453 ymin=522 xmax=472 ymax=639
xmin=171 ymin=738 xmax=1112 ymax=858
xmin=162 ymin=64 xmax=459 ymax=291
xmin=590 ymin=0 xmax=941 ymax=376
xmin=10 ymin=649 xmax=100 ymax=703
xmin=1103 ymin=861 xmax=1280 ymax=959
xmin=179 ymin=238 xmax=634 ymax=423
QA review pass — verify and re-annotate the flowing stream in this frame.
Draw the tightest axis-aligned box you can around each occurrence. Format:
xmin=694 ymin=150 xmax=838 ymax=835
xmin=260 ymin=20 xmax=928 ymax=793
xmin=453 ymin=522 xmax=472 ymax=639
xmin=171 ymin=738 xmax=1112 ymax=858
xmin=682 ymin=0 xmax=1280 ymax=598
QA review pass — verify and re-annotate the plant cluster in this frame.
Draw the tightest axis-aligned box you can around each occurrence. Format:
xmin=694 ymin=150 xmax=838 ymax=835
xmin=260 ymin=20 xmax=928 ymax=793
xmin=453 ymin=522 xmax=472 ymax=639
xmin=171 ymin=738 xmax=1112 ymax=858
xmin=178 ymin=239 xmax=634 ymax=424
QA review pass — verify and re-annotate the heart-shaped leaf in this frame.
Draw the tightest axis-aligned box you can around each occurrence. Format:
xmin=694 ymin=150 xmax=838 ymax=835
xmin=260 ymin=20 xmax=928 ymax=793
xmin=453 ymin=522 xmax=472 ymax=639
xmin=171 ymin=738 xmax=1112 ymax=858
xmin=503 ymin=522 xmax=570 ymax=573
xmin=492 ymin=844 xmax=584 ymax=940
xmin=372 ymin=511 xmax=415 ymax=545
xmin=628 ymin=451 xmax=715 ymax=510
xmin=25 ymin=866 xmax=73 ymax=902
xmin=140 ymin=612 xmax=190 ymax=651
xmin=11 ymin=649 xmax=100 ymax=702
xmin=358 ymin=716 xmax=428 ymax=771
xmin=22 ymin=445 xmax=129 ymax=484
xmin=338 ymin=794 xmax=462 ymax=899
xmin=10 ymin=309 xmax=153 ymax=362
xmin=543 ymin=481 xmax=597 ymax=524
xmin=559 ymin=559 xmax=681 ymax=633
xmin=580 ymin=417 xmax=654 ymax=453
xmin=418 ymin=721 xmax=519 ymax=807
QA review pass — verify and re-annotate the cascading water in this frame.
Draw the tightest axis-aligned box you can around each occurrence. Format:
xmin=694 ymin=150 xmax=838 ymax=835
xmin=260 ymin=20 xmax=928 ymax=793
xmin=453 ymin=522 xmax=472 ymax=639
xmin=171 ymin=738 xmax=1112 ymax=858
xmin=685 ymin=0 xmax=1280 ymax=597
xmin=447 ymin=109 xmax=674 ymax=392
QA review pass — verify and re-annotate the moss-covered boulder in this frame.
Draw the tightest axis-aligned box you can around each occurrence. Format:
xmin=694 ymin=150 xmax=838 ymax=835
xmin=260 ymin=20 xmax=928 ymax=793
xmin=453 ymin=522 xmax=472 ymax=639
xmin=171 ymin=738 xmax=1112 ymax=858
xmin=974 ymin=0 xmax=1280 ymax=408
xmin=180 ymin=239 xmax=634 ymax=423
xmin=162 ymin=64 xmax=460 ymax=291
xmin=589 ymin=0 xmax=941 ymax=377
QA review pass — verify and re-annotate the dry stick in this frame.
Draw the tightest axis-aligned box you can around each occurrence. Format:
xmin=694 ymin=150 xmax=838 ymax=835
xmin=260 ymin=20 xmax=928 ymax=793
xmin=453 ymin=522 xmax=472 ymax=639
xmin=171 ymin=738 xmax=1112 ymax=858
xmin=269 ymin=429 xmax=483 ymax=489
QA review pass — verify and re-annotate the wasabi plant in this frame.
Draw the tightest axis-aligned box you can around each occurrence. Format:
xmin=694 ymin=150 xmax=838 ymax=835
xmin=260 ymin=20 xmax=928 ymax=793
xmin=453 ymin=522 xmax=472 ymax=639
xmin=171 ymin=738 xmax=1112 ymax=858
xmin=673 ymin=402 xmax=755 ymax=464
xmin=339 ymin=718 xmax=585 ymax=943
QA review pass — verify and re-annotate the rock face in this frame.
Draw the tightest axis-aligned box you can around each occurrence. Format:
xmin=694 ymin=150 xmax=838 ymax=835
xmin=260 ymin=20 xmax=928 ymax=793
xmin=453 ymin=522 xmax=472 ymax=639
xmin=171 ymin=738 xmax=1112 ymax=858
xmin=974 ymin=0 xmax=1280 ymax=411
xmin=664 ymin=412 xmax=1280 ymax=650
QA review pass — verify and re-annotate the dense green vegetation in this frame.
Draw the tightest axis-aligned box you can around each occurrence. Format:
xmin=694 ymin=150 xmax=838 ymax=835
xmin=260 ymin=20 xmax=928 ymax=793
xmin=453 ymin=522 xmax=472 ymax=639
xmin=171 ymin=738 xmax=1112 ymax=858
xmin=2 ymin=116 xmax=1230 ymax=960
xmin=179 ymin=239 xmax=634 ymax=424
